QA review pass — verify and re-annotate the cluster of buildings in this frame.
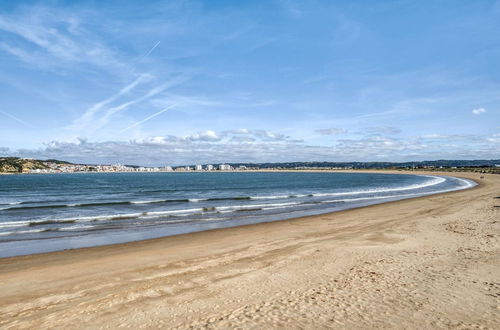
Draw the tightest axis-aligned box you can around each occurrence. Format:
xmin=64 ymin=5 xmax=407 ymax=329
xmin=165 ymin=164 xmax=247 ymax=172
xmin=29 ymin=163 xmax=135 ymax=174
xmin=28 ymin=162 xmax=248 ymax=174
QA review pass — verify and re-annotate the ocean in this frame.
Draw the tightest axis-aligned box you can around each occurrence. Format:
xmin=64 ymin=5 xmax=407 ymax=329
xmin=0 ymin=172 xmax=475 ymax=257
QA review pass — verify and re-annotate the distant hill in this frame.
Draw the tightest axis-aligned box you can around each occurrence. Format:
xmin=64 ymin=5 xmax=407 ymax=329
xmin=1 ymin=157 xmax=499 ymax=174
xmin=226 ymin=159 xmax=500 ymax=169
xmin=229 ymin=159 xmax=500 ymax=173
xmin=0 ymin=157 xmax=51 ymax=173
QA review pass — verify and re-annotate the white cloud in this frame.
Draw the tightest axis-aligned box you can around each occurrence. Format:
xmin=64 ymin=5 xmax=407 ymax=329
xmin=188 ymin=130 xmax=222 ymax=142
xmin=9 ymin=128 xmax=500 ymax=166
xmin=253 ymin=130 xmax=295 ymax=142
xmin=130 ymin=129 xmax=294 ymax=146
xmin=472 ymin=108 xmax=486 ymax=115
xmin=365 ymin=126 xmax=401 ymax=135
xmin=315 ymin=128 xmax=347 ymax=135
xmin=420 ymin=133 xmax=446 ymax=139
xmin=230 ymin=136 xmax=256 ymax=143
xmin=230 ymin=128 xmax=251 ymax=134
xmin=0 ymin=147 xmax=10 ymax=155
xmin=487 ymin=133 xmax=500 ymax=143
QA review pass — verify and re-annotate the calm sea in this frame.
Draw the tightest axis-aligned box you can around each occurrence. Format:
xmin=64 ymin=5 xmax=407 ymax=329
xmin=0 ymin=172 xmax=474 ymax=257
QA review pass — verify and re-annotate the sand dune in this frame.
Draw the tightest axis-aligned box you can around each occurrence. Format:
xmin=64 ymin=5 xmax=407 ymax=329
xmin=0 ymin=171 xmax=498 ymax=329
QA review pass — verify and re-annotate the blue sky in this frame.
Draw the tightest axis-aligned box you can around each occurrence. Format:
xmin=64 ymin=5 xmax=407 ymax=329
xmin=0 ymin=0 xmax=499 ymax=165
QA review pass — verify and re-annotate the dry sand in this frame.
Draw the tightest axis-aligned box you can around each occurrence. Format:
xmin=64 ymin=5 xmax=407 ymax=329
xmin=0 ymin=171 xmax=498 ymax=329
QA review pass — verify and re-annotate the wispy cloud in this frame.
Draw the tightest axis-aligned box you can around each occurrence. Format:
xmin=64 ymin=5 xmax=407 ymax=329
xmin=0 ymin=8 xmax=127 ymax=74
xmin=0 ymin=42 xmax=37 ymax=64
xmin=472 ymin=107 xmax=486 ymax=115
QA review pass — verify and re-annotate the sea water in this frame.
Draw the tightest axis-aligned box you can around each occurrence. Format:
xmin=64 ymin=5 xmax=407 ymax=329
xmin=0 ymin=172 xmax=475 ymax=257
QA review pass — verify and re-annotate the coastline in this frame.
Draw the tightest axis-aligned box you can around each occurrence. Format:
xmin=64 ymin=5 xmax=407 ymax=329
xmin=0 ymin=171 xmax=474 ymax=258
xmin=0 ymin=171 xmax=498 ymax=329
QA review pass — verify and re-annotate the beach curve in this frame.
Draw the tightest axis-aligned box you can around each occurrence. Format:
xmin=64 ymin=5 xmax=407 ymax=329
xmin=0 ymin=170 xmax=498 ymax=329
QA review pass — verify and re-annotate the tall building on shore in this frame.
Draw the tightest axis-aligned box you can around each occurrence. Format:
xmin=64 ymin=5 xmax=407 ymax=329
xmin=206 ymin=164 xmax=214 ymax=171
xmin=219 ymin=164 xmax=232 ymax=171
xmin=195 ymin=164 xmax=202 ymax=171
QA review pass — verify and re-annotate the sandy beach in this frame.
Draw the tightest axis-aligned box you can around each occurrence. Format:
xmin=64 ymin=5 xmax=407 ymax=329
xmin=0 ymin=171 xmax=498 ymax=329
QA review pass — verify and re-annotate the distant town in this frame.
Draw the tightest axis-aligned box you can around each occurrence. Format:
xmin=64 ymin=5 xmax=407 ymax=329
xmin=1 ymin=157 xmax=499 ymax=175
xmin=0 ymin=157 xmax=260 ymax=174
xmin=29 ymin=162 xmax=249 ymax=174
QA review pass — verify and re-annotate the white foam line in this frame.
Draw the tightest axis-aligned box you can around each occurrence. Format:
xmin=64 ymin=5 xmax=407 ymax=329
xmin=215 ymin=201 xmax=301 ymax=211
xmin=78 ymin=212 xmax=145 ymax=221
xmin=261 ymin=205 xmax=294 ymax=211
xmin=197 ymin=217 xmax=220 ymax=222
xmin=0 ymin=228 xmax=46 ymax=236
xmin=312 ymin=175 xmax=446 ymax=198
xmin=321 ymin=177 xmax=476 ymax=205
xmin=250 ymin=195 xmax=291 ymax=200
xmin=0 ymin=220 xmax=32 ymax=229
xmin=147 ymin=208 xmax=203 ymax=216
xmin=131 ymin=200 xmax=164 ymax=204
xmin=246 ymin=176 xmax=446 ymax=201
xmin=59 ymin=225 xmax=97 ymax=231
xmin=189 ymin=198 xmax=207 ymax=202
xmin=0 ymin=208 xmax=204 ymax=229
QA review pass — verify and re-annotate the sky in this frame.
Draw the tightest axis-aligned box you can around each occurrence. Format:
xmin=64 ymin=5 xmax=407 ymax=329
xmin=0 ymin=0 xmax=499 ymax=166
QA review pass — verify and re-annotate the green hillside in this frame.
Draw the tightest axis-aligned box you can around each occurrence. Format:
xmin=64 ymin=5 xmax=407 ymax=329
xmin=0 ymin=157 xmax=49 ymax=174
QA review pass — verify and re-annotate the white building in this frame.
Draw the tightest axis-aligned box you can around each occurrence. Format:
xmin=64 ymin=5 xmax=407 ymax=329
xmin=206 ymin=164 xmax=214 ymax=171
xmin=195 ymin=164 xmax=203 ymax=171
xmin=219 ymin=164 xmax=232 ymax=171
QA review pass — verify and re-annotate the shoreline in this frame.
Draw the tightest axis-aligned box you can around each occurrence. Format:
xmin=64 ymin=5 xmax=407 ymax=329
xmin=2 ymin=167 xmax=498 ymax=175
xmin=0 ymin=170 xmax=475 ymax=259
xmin=0 ymin=170 xmax=498 ymax=329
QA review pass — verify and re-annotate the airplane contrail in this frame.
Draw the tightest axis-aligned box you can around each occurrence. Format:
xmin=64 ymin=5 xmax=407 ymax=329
xmin=143 ymin=41 xmax=161 ymax=58
xmin=72 ymin=73 xmax=152 ymax=130
xmin=0 ymin=110 xmax=35 ymax=128
xmin=119 ymin=104 xmax=176 ymax=133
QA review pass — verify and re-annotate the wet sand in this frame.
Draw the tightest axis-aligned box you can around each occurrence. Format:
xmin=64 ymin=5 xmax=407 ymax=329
xmin=0 ymin=171 xmax=498 ymax=329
